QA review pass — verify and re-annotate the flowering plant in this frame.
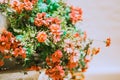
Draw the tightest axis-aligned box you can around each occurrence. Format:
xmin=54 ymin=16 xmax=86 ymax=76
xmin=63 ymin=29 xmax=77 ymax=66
xmin=0 ymin=0 xmax=111 ymax=80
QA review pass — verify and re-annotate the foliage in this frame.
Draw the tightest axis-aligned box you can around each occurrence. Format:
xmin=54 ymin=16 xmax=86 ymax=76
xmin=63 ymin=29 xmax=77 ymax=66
xmin=0 ymin=0 xmax=111 ymax=79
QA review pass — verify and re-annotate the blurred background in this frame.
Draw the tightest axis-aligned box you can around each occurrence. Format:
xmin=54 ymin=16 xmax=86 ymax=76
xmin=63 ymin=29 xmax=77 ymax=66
xmin=67 ymin=0 xmax=120 ymax=80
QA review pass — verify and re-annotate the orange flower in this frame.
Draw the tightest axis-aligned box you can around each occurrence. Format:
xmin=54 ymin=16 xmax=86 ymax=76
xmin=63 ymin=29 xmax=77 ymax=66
xmin=92 ymin=48 xmax=100 ymax=55
xmin=64 ymin=39 xmax=75 ymax=54
xmin=67 ymin=53 xmax=79 ymax=69
xmin=0 ymin=31 xmax=13 ymax=53
xmin=82 ymin=63 xmax=88 ymax=72
xmin=68 ymin=61 xmax=78 ymax=69
xmin=23 ymin=0 xmax=38 ymax=4
xmin=24 ymin=1 xmax=33 ymax=10
xmin=34 ymin=18 xmax=43 ymax=27
xmin=106 ymin=38 xmax=111 ymax=47
xmin=84 ymin=55 xmax=91 ymax=63
xmin=53 ymin=35 xmax=61 ymax=43
xmin=52 ymin=17 xmax=61 ymax=25
xmin=46 ymin=66 xmax=64 ymax=80
xmin=34 ymin=13 xmax=46 ymax=27
xmin=0 ymin=38 xmax=11 ymax=53
xmin=74 ymin=33 xmax=80 ymax=38
xmin=1 ymin=30 xmax=13 ymax=40
xmin=36 ymin=13 xmax=46 ymax=19
xmin=11 ymin=39 xmax=20 ymax=50
xmin=13 ymin=47 xmax=26 ymax=58
xmin=28 ymin=66 xmax=41 ymax=71
xmin=70 ymin=6 xmax=82 ymax=24
xmin=0 ymin=60 xmax=4 ymax=66
xmin=52 ymin=50 xmax=63 ymax=63
xmin=83 ymin=31 xmax=87 ymax=41
xmin=31 ymin=0 xmax=38 ymax=4
xmin=50 ymin=24 xmax=61 ymax=35
xmin=46 ymin=57 xmax=53 ymax=66
xmin=87 ymin=48 xmax=91 ymax=55
xmin=37 ymin=32 xmax=47 ymax=42
xmin=11 ymin=0 xmax=24 ymax=13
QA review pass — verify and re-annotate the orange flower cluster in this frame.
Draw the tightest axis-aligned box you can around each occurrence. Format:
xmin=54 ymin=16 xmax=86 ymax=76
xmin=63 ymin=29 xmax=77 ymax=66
xmin=37 ymin=31 xmax=47 ymax=42
xmin=0 ymin=30 xmax=26 ymax=66
xmin=46 ymin=65 xmax=64 ymax=80
xmin=50 ymin=23 xmax=61 ymax=42
xmin=11 ymin=0 xmax=35 ymax=13
xmin=46 ymin=50 xmax=64 ymax=80
xmin=34 ymin=13 xmax=61 ymax=27
xmin=0 ymin=30 xmax=12 ymax=53
xmin=51 ymin=50 xmax=63 ymax=63
xmin=34 ymin=13 xmax=46 ymax=27
xmin=69 ymin=6 xmax=83 ymax=24
xmin=67 ymin=50 xmax=80 ymax=69
xmin=34 ymin=13 xmax=61 ymax=43
xmin=46 ymin=50 xmax=63 ymax=66
xmin=12 ymin=47 xmax=26 ymax=58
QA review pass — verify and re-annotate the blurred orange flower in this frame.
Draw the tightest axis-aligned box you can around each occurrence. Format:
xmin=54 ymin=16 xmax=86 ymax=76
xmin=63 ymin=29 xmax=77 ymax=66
xmin=50 ymin=24 xmax=61 ymax=35
xmin=46 ymin=65 xmax=64 ymax=80
xmin=70 ymin=6 xmax=82 ymax=24
xmin=92 ymin=48 xmax=100 ymax=55
xmin=24 ymin=1 xmax=33 ymax=10
xmin=13 ymin=47 xmax=26 ymax=58
xmin=106 ymin=38 xmax=111 ymax=47
xmin=52 ymin=50 xmax=63 ymax=63
xmin=28 ymin=66 xmax=41 ymax=71
xmin=37 ymin=32 xmax=47 ymax=42
xmin=11 ymin=0 xmax=24 ymax=13
xmin=0 ymin=60 xmax=4 ymax=66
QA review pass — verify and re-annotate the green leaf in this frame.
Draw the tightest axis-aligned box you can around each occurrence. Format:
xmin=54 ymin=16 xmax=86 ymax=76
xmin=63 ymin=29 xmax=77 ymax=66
xmin=16 ymin=35 xmax=23 ymax=41
xmin=65 ymin=7 xmax=70 ymax=13
xmin=37 ymin=43 xmax=41 ymax=47
xmin=38 ymin=0 xmax=43 ymax=3
xmin=38 ymin=3 xmax=48 ymax=12
xmin=63 ymin=31 xmax=67 ymax=36
xmin=29 ymin=17 xmax=34 ymax=23
xmin=46 ymin=0 xmax=51 ymax=4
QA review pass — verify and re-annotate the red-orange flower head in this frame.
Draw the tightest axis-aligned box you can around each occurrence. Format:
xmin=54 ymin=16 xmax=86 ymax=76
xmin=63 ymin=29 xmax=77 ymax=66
xmin=37 ymin=31 xmax=47 ymax=42
xmin=13 ymin=47 xmax=26 ymax=58
xmin=28 ymin=65 xmax=41 ymax=71
xmin=92 ymin=47 xmax=100 ymax=55
xmin=106 ymin=38 xmax=111 ymax=47
xmin=34 ymin=13 xmax=46 ymax=27
xmin=31 ymin=0 xmax=38 ymax=4
xmin=46 ymin=57 xmax=53 ymax=66
xmin=67 ymin=54 xmax=78 ymax=69
xmin=46 ymin=65 xmax=65 ymax=80
xmin=70 ymin=6 xmax=82 ymax=24
xmin=74 ymin=32 xmax=80 ymax=38
xmin=0 ymin=30 xmax=13 ymax=53
xmin=50 ymin=24 xmax=61 ymax=36
xmin=52 ymin=50 xmax=63 ymax=63
xmin=51 ymin=17 xmax=61 ymax=25
xmin=0 ymin=60 xmax=4 ymax=66
xmin=24 ymin=0 xmax=33 ymax=10
xmin=11 ymin=0 xmax=24 ymax=13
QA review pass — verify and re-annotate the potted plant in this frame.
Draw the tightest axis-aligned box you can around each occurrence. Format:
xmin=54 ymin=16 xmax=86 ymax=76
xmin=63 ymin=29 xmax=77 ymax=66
xmin=0 ymin=0 xmax=111 ymax=80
